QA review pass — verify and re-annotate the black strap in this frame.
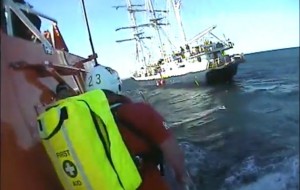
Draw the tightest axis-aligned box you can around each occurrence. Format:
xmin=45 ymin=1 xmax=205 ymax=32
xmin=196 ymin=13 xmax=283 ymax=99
xmin=79 ymin=100 xmax=124 ymax=189
xmin=111 ymin=103 xmax=165 ymax=176
xmin=39 ymin=106 xmax=68 ymax=140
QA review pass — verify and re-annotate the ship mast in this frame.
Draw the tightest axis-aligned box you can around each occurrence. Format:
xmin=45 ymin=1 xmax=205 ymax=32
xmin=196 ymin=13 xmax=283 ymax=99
xmin=126 ymin=0 xmax=146 ymax=66
xmin=169 ymin=0 xmax=187 ymax=46
xmin=114 ymin=0 xmax=151 ymax=67
xmin=115 ymin=0 xmax=173 ymax=65
xmin=145 ymin=0 xmax=168 ymax=58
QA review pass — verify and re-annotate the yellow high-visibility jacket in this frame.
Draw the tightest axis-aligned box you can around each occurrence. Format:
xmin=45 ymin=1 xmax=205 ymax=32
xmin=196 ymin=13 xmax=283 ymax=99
xmin=37 ymin=89 xmax=142 ymax=190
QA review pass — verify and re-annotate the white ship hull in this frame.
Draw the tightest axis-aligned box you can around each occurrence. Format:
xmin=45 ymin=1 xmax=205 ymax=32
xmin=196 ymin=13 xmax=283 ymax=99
xmin=132 ymin=60 xmax=239 ymax=86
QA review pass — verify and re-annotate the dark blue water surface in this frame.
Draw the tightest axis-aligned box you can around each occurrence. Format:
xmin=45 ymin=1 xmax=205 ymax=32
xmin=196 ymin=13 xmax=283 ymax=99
xmin=122 ymin=47 xmax=299 ymax=190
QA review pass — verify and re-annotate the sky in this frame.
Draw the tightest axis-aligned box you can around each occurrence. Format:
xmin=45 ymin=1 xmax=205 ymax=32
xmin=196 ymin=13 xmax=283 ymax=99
xmin=28 ymin=0 xmax=299 ymax=79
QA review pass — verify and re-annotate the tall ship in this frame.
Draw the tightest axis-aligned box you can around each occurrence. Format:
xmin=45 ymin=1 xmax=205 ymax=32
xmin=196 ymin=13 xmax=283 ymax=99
xmin=114 ymin=0 xmax=243 ymax=86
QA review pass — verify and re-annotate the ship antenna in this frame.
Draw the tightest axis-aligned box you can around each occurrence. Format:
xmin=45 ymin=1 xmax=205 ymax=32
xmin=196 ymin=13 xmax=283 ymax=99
xmin=80 ymin=0 xmax=99 ymax=66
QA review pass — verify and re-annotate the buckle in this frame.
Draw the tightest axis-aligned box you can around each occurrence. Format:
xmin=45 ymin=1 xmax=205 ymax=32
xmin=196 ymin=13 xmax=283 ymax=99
xmin=134 ymin=155 xmax=143 ymax=169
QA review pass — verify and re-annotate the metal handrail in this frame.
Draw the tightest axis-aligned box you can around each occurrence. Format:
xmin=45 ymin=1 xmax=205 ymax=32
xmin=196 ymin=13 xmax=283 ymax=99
xmin=3 ymin=0 xmax=54 ymax=54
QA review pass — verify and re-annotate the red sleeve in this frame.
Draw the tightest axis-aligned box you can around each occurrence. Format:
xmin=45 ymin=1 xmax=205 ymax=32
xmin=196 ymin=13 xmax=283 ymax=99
xmin=117 ymin=102 xmax=172 ymax=145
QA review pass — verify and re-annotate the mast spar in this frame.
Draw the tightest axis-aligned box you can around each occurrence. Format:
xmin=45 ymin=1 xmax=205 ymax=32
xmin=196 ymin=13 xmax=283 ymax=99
xmin=146 ymin=0 xmax=165 ymax=58
xmin=114 ymin=0 xmax=151 ymax=66
xmin=114 ymin=0 xmax=172 ymax=65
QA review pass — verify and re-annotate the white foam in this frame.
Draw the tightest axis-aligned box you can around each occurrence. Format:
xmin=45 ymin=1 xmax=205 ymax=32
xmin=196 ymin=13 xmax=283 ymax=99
xmin=236 ymin=173 xmax=289 ymax=190
xmin=221 ymin=155 xmax=299 ymax=190
xmin=242 ymin=84 xmax=279 ymax=93
xmin=171 ymin=105 xmax=225 ymax=127
xmin=179 ymin=141 xmax=207 ymax=178
xmin=222 ymin=156 xmax=260 ymax=189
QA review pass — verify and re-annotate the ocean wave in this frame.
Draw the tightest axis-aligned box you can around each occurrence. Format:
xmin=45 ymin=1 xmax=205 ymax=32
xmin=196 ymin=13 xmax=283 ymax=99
xmin=220 ymin=155 xmax=299 ymax=190
xmin=168 ymin=93 xmax=204 ymax=105
xmin=170 ymin=105 xmax=225 ymax=127
xmin=241 ymin=84 xmax=279 ymax=93
xmin=239 ymin=78 xmax=298 ymax=94
xmin=169 ymin=140 xmax=299 ymax=190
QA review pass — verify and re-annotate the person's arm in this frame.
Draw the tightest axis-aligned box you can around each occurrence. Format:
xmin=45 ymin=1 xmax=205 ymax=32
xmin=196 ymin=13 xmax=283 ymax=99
xmin=119 ymin=102 xmax=187 ymax=184
xmin=160 ymin=136 xmax=186 ymax=184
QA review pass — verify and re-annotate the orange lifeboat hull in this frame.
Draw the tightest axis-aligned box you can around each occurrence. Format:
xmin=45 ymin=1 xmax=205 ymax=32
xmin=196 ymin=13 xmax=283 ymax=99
xmin=1 ymin=31 xmax=86 ymax=190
